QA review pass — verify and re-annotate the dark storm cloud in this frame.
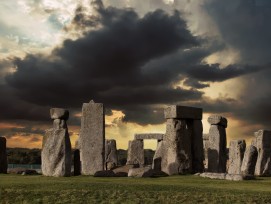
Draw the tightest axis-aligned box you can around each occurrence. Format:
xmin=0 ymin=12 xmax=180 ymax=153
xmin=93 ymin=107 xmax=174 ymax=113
xmin=0 ymin=126 xmax=44 ymax=138
xmin=205 ymin=0 xmax=271 ymax=64
xmin=6 ymin=3 xmax=205 ymax=125
xmin=3 ymin=0 xmax=270 ymax=127
xmin=202 ymin=0 xmax=271 ymax=129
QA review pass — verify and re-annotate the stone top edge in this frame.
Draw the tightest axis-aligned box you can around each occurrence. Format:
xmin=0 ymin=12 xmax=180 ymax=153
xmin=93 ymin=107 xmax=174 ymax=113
xmin=164 ymin=105 xmax=202 ymax=119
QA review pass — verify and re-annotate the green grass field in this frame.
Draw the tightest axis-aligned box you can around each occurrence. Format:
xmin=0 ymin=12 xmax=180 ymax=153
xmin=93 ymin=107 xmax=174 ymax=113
xmin=1 ymin=174 xmax=271 ymax=204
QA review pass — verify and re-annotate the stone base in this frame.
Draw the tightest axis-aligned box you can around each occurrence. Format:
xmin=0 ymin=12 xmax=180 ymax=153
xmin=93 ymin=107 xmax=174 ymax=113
xmin=198 ymin=172 xmax=255 ymax=181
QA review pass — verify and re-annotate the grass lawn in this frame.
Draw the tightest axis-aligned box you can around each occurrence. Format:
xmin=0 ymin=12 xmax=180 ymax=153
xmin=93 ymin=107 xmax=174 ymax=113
xmin=1 ymin=174 xmax=271 ymax=203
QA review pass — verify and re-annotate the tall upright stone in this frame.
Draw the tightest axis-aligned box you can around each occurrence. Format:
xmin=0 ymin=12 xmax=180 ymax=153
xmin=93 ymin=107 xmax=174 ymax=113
xmin=158 ymin=105 xmax=203 ymax=175
xmin=42 ymin=108 xmax=71 ymax=177
xmin=105 ymin=139 xmax=118 ymax=170
xmin=0 ymin=137 xmax=7 ymax=174
xmin=228 ymin=140 xmax=246 ymax=175
xmin=126 ymin=140 xmax=144 ymax=166
xmin=254 ymin=130 xmax=271 ymax=176
xmin=241 ymin=145 xmax=258 ymax=176
xmin=207 ymin=115 xmax=227 ymax=173
xmin=79 ymin=100 xmax=105 ymax=175
xmin=161 ymin=119 xmax=192 ymax=175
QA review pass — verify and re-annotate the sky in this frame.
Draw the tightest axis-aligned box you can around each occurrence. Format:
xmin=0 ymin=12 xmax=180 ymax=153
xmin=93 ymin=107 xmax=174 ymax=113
xmin=0 ymin=0 xmax=271 ymax=150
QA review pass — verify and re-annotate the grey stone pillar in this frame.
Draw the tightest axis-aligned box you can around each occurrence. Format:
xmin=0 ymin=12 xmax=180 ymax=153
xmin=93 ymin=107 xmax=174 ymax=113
xmin=228 ymin=140 xmax=246 ymax=175
xmin=241 ymin=145 xmax=258 ymax=176
xmin=207 ymin=115 xmax=227 ymax=173
xmin=105 ymin=139 xmax=118 ymax=170
xmin=79 ymin=100 xmax=105 ymax=175
xmin=42 ymin=108 xmax=72 ymax=177
xmin=161 ymin=105 xmax=203 ymax=175
xmin=254 ymin=130 xmax=271 ymax=176
xmin=0 ymin=137 xmax=7 ymax=174
xmin=126 ymin=140 xmax=144 ymax=166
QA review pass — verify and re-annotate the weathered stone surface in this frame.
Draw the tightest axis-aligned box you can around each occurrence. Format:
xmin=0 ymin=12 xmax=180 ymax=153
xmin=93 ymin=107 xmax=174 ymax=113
xmin=161 ymin=119 xmax=192 ymax=175
xmin=113 ymin=165 xmax=134 ymax=174
xmin=203 ymin=134 xmax=209 ymax=169
xmin=126 ymin=140 xmax=144 ymax=166
xmin=74 ymin=149 xmax=81 ymax=176
xmin=228 ymin=140 xmax=246 ymax=175
xmin=42 ymin=128 xmax=71 ymax=177
xmin=254 ymin=130 xmax=271 ymax=176
xmin=188 ymin=120 xmax=204 ymax=173
xmin=199 ymin=173 xmax=254 ymax=181
xmin=134 ymin=133 xmax=164 ymax=140
xmin=53 ymin=119 xmax=67 ymax=129
xmin=50 ymin=108 xmax=69 ymax=120
xmin=79 ymin=100 xmax=105 ymax=175
xmin=241 ymin=145 xmax=258 ymax=176
xmin=207 ymin=115 xmax=228 ymax=128
xmin=115 ymin=172 xmax=128 ymax=177
xmin=0 ymin=137 xmax=7 ymax=174
xmin=128 ymin=167 xmax=168 ymax=178
xmin=164 ymin=105 xmax=202 ymax=120
xmin=207 ymin=123 xmax=227 ymax=173
xmin=94 ymin=170 xmax=115 ymax=177
xmin=8 ymin=168 xmax=38 ymax=175
xmin=199 ymin=172 xmax=226 ymax=180
xmin=152 ymin=140 xmax=163 ymax=171
xmin=105 ymin=140 xmax=118 ymax=170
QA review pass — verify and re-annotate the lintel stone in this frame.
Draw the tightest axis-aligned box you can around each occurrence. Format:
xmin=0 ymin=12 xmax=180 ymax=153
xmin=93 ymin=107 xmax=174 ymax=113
xmin=164 ymin=105 xmax=202 ymax=119
xmin=135 ymin=133 xmax=164 ymax=140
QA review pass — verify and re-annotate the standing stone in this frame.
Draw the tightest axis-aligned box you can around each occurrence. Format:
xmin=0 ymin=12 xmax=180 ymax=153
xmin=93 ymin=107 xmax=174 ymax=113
xmin=0 ymin=137 xmax=7 ymax=174
xmin=105 ymin=139 xmax=118 ymax=170
xmin=126 ymin=140 xmax=144 ymax=166
xmin=254 ymin=130 xmax=271 ymax=176
xmin=79 ymin=100 xmax=105 ymax=175
xmin=228 ymin=140 xmax=246 ymax=175
xmin=152 ymin=140 xmax=163 ymax=171
xmin=42 ymin=108 xmax=71 ymax=177
xmin=207 ymin=115 xmax=227 ymax=173
xmin=241 ymin=145 xmax=258 ymax=176
xmin=74 ymin=149 xmax=81 ymax=176
xmin=161 ymin=119 xmax=192 ymax=175
xmin=188 ymin=119 xmax=204 ymax=173
xmin=203 ymin=134 xmax=209 ymax=169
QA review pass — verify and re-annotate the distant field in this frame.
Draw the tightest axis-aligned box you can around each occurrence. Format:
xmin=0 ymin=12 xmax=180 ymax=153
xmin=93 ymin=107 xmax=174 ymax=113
xmin=1 ymin=174 xmax=271 ymax=203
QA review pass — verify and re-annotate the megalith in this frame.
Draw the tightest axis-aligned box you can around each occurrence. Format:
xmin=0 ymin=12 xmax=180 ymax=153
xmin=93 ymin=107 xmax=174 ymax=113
xmin=207 ymin=115 xmax=227 ymax=173
xmin=228 ymin=140 xmax=246 ymax=175
xmin=79 ymin=100 xmax=105 ymax=175
xmin=0 ymin=137 xmax=7 ymax=174
xmin=241 ymin=145 xmax=258 ymax=176
xmin=42 ymin=108 xmax=71 ymax=177
xmin=105 ymin=139 xmax=118 ymax=170
xmin=254 ymin=130 xmax=271 ymax=176
xmin=155 ymin=105 xmax=204 ymax=175
xmin=126 ymin=140 xmax=144 ymax=166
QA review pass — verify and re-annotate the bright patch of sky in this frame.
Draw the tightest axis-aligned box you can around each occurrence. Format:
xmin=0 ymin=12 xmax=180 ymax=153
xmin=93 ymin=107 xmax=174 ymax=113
xmin=0 ymin=0 xmax=80 ymax=58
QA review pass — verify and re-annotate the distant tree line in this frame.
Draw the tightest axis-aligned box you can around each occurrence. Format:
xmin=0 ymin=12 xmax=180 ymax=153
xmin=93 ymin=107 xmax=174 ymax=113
xmin=7 ymin=148 xmax=155 ymax=165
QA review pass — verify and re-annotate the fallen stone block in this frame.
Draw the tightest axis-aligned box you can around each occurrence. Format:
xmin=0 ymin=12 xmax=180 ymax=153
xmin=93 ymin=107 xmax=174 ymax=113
xmin=94 ymin=170 xmax=116 ymax=177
